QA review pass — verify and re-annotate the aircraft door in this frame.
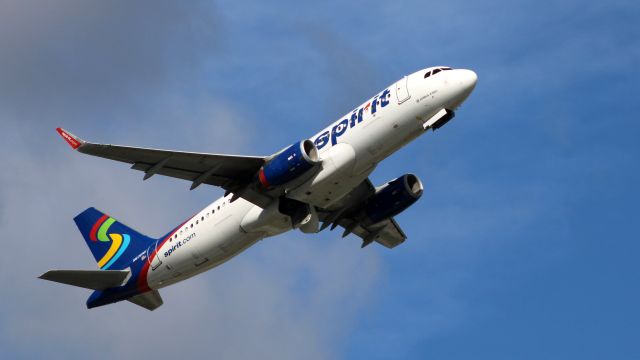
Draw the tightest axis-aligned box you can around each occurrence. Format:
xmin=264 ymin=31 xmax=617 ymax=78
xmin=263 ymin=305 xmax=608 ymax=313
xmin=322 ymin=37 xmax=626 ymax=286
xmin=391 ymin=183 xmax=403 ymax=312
xmin=396 ymin=76 xmax=411 ymax=104
xmin=189 ymin=234 xmax=210 ymax=267
xmin=147 ymin=241 xmax=162 ymax=271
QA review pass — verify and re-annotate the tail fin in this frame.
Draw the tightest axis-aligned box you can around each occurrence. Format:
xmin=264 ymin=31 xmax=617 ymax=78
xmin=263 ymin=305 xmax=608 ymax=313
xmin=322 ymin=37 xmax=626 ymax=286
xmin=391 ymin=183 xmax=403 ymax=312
xmin=74 ymin=207 xmax=155 ymax=270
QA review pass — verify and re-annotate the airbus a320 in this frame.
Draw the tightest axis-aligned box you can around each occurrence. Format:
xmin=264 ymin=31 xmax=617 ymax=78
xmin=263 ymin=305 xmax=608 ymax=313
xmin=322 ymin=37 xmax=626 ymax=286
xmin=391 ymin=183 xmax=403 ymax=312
xmin=40 ymin=66 xmax=477 ymax=310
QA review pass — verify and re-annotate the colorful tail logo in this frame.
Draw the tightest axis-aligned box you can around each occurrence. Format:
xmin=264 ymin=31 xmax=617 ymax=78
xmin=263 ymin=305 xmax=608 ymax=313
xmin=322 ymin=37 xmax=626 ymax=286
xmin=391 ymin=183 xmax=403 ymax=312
xmin=90 ymin=215 xmax=131 ymax=269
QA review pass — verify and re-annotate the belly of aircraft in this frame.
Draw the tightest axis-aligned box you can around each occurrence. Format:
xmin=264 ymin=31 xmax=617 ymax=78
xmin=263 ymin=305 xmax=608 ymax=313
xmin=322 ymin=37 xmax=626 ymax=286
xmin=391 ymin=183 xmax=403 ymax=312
xmin=146 ymin=200 xmax=262 ymax=289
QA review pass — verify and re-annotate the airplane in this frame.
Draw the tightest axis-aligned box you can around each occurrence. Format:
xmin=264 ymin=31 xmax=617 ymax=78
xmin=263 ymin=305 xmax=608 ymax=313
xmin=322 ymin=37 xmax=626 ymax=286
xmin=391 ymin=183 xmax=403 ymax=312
xmin=40 ymin=66 xmax=477 ymax=310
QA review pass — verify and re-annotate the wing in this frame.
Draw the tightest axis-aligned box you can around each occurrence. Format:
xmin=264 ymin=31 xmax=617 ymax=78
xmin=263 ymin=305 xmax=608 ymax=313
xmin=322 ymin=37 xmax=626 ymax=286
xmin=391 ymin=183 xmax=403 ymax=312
xmin=318 ymin=179 xmax=407 ymax=248
xmin=56 ymin=128 xmax=272 ymax=207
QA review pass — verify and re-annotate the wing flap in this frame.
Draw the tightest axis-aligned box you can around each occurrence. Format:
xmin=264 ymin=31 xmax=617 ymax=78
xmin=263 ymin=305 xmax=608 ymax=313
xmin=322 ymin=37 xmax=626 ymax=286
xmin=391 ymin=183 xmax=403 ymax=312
xmin=319 ymin=178 xmax=408 ymax=249
xmin=372 ymin=218 xmax=406 ymax=248
xmin=336 ymin=217 xmax=406 ymax=249
xmin=130 ymin=162 xmax=231 ymax=186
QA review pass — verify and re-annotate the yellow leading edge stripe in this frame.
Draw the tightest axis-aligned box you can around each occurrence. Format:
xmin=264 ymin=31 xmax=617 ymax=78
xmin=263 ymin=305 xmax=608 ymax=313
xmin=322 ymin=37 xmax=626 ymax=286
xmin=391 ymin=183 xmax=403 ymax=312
xmin=97 ymin=233 xmax=123 ymax=268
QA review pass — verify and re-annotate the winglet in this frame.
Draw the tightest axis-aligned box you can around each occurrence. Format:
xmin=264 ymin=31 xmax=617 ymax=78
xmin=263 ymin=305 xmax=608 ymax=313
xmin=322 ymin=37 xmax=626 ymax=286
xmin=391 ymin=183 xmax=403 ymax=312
xmin=56 ymin=128 xmax=85 ymax=150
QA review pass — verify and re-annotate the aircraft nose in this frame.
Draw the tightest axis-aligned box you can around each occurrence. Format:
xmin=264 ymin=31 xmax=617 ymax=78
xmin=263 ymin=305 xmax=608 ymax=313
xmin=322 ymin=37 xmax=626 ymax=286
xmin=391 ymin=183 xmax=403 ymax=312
xmin=458 ymin=69 xmax=478 ymax=93
xmin=446 ymin=69 xmax=477 ymax=109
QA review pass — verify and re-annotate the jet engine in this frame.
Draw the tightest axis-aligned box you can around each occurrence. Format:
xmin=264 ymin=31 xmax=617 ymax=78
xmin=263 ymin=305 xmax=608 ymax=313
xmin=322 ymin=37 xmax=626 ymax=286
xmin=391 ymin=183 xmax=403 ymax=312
xmin=365 ymin=174 xmax=424 ymax=223
xmin=258 ymin=140 xmax=319 ymax=189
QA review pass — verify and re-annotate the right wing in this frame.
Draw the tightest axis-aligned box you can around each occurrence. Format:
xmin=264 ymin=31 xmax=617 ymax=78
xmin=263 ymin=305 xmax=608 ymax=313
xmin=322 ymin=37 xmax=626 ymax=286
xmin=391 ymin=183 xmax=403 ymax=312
xmin=332 ymin=216 xmax=407 ymax=248
xmin=56 ymin=128 xmax=273 ymax=207
xmin=318 ymin=179 xmax=407 ymax=249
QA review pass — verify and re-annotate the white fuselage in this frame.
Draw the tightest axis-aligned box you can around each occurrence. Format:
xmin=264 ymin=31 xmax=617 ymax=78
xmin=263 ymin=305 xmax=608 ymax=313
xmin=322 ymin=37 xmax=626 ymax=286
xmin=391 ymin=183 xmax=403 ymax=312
xmin=146 ymin=67 xmax=477 ymax=289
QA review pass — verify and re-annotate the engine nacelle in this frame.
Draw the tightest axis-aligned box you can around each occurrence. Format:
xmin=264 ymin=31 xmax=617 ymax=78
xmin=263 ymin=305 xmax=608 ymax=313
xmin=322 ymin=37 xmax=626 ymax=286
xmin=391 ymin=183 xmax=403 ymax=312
xmin=258 ymin=140 xmax=319 ymax=189
xmin=365 ymin=174 xmax=424 ymax=223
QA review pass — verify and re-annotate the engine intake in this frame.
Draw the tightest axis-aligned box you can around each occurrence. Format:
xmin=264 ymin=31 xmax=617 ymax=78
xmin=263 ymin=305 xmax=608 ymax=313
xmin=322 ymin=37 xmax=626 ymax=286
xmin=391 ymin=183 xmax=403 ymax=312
xmin=258 ymin=140 xmax=319 ymax=189
xmin=365 ymin=174 xmax=423 ymax=223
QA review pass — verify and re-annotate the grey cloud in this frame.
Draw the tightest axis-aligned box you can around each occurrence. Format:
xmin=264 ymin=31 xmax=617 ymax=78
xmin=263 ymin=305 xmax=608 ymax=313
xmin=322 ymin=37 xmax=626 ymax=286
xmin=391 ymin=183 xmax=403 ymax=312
xmin=297 ymin=25 xmax=380 ymax=115
xmin=0 ymin=93 xmax=381 ymax=358
xmin=0 ymin=0 xmax=220 ymax=126
xmin=0 ymin=2 xmax=381 ymax=359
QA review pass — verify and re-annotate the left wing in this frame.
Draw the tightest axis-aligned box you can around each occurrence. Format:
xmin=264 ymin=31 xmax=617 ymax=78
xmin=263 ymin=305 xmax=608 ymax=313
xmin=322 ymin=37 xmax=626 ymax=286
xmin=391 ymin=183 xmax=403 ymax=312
xmin=318 ymin=179 xmax=407 ymax=248
xmin=56 ymin=128 xmax=273 ymax=207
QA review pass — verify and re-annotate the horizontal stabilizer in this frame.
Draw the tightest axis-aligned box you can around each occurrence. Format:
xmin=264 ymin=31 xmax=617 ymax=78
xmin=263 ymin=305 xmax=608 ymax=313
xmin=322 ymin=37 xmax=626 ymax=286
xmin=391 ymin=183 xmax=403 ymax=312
xmin=128 ymin=290 xmax=163 ymax=311
xmin=39 ymin=269 xmax=130 ymax=290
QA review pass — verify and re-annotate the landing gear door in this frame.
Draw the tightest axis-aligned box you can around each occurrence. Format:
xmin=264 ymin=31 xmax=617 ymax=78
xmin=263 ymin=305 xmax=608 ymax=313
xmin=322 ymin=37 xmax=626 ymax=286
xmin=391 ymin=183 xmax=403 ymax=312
xmin=396 ymin=76 xmax=411 ymax=104
xmin=147 ymin=241 xmax=162 ymax=271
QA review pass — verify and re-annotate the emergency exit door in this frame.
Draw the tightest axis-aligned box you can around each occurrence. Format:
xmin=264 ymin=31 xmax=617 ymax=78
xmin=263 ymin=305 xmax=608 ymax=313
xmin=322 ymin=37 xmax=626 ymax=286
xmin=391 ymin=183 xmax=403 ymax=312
xmin=396 ymin=76 xmax=411 ymax=104
xmin=147 ymin=241 xmax=162 ymax=271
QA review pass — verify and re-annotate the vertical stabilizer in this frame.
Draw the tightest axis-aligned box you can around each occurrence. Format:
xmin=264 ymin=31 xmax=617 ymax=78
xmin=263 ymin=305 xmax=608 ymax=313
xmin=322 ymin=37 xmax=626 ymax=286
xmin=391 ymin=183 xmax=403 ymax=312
xmin=73 ymin=207 xmax=155 ymax=270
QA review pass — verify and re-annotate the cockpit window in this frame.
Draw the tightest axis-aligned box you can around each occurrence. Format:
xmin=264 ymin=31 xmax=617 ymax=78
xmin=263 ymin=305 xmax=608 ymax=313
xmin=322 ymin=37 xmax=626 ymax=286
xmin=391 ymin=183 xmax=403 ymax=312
xmin=425 ymin=67 xmax=453 ymax=79
xmin=425 ymin=67 xmax=454 ymax=78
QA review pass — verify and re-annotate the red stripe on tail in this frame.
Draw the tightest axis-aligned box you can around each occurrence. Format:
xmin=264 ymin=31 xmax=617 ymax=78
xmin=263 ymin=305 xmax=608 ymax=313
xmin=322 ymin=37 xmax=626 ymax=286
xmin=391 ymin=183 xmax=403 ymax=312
xmin=89 ymin=214 xmax=108 ymax=242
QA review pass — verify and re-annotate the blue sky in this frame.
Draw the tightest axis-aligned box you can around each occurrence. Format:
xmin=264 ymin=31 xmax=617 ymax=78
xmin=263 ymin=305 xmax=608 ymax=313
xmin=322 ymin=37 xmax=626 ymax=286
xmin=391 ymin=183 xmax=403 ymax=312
xmin=0 ymin=1 xmax=638 ymax=359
